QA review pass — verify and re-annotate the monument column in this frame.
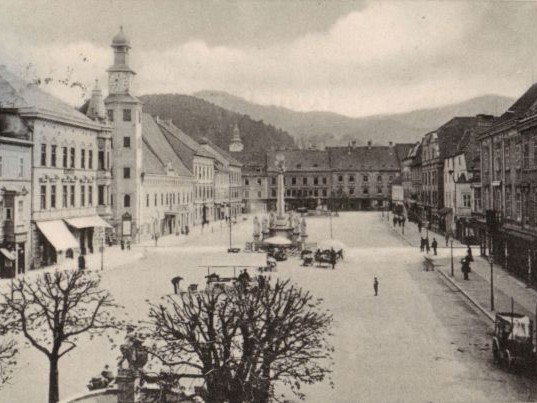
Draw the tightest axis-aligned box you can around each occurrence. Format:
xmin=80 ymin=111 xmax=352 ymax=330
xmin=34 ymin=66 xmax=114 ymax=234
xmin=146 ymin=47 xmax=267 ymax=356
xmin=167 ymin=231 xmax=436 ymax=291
xmin=275 ymin=152 xmax=286 ymax=218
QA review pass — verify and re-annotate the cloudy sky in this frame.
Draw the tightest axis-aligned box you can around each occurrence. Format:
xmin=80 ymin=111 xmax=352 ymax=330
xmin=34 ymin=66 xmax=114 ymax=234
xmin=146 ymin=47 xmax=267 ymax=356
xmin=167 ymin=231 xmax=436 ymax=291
xmin=1 ymin=0 xmax=537 ymax=117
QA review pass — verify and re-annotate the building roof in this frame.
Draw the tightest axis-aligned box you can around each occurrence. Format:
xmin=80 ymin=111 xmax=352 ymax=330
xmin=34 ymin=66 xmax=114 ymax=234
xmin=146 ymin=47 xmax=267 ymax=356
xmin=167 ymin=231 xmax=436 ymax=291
xmin=436 ymin=117 xmax=485 ymax=160
xmin=394 ymin=143 xmax=414 ymax=165
xmin=498 ymin=82 xmax=537 ymax=123
xmin=142 ymin=114 xmax=192 ymax=176
xmin=266 ymin=149 xmax=330 ymax=172
xmin=327 ymin=146 xmax=400 ymax=171
xmin=0 ymin=65 xmax=100 ymax=128
xmin=410 ymin=143 xmax=422 ymax=167
xmin=111 ymin=26 xmax=130 ymax=47
xmin=199 ymin=137 xmax=242 ymax=167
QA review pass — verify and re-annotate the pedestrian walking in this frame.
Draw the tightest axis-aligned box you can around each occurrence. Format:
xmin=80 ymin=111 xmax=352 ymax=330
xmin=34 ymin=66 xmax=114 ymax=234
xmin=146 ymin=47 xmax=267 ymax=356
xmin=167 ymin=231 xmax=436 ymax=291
xmin=330 ymin=247 xmax=337 ymax=270
xmin=431 ymin=238 xmax=438 ymax=256
xmin=418 ymin=221 xmax=422 ymax=234
xmin=393 ymin=216 xmax=397 ymax=227
xmin=425 ymin=238 xmax=430 ymax=254
xmin=373 ymin=277 xmax=379 ymax=296
xmin=126 ymin=240 xmax=131 ymax=250
xmin=461 ymin=257 xmax=471 ymax=280
xmin=420 ymin=237 xmax=425 ymax=252
xmin=466 ymin=246 xmax=474 ymax=262
xmin=120 ymin=239 xmax=125 ymax=250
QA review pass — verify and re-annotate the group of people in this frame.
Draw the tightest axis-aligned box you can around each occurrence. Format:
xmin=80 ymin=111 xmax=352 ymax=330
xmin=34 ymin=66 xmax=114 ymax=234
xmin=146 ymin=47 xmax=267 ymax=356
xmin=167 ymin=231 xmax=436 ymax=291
xmin=393 ymin=215 xmax=406 ymax=228
xmin=419 ymin=237 xmax=438 ymax=255
xmin=313 ymin=247 xmax=342 ymax=269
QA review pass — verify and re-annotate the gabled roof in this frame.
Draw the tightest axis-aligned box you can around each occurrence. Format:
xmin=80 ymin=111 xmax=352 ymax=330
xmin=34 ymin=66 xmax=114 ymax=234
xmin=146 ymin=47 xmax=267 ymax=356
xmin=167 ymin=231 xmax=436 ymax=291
xmin=155 ymin=117 xmax=214 ymax=160
xmin=199 ymin=137 xmax=242 ymax=167
xmin=436 ymin=117 xmax=484 ymax=159
xmin=497 ymin=82 xmax=537 ymax=123
xmin=142 ymin=114 xmax=191 ymax=176
xmin=394 ymin=143 xmax=413 ymax=164
xmin=327 ymin=146 xmax=400 ymax=171
xmin=266 ymin=149 xmax=330 ymax=172
xmin=0 ymin=66 xmax=100 ymax=128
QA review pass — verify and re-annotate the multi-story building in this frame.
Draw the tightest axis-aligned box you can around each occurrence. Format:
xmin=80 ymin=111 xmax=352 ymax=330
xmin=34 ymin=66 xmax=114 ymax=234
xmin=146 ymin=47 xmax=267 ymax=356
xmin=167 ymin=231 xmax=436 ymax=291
xmin=266 ymin=149 xmax=331 ymax=211
xmin=0 ymin=66 xmax=113 ymax=270
xmin=0 ymin=109 xmax=32 ymax=277
xmin=419 ymin=117 xmax=487 ymax=233
xmin=475 ymin=84 xmax=537 ymax=284
xmin=402 ymin=142 xmax=421 ymax=221
xmin=237 ymin=152 xmax=268 ymax=214
xmin=328 ymin=142 xmax=401 ymax=210
xmin=156 ymin=118 xmax=216 ymax=226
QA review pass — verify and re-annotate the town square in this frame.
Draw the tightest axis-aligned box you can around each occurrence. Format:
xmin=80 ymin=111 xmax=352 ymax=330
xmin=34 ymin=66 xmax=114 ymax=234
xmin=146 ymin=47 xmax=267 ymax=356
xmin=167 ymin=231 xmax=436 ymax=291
xmin=3 ymin=1 xmax=537 ymax=402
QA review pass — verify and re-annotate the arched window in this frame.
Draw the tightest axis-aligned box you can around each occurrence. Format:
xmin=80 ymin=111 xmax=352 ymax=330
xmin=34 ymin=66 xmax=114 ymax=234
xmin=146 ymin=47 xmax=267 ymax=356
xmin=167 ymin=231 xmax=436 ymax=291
xmin=124 ymin=194 xmax=130 ymax=207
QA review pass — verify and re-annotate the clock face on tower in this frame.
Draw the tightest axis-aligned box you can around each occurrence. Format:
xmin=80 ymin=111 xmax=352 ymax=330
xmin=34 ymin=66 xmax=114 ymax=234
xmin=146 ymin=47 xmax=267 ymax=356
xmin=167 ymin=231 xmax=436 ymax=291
xmin=109 ymin=72 xmax=130 ymax=94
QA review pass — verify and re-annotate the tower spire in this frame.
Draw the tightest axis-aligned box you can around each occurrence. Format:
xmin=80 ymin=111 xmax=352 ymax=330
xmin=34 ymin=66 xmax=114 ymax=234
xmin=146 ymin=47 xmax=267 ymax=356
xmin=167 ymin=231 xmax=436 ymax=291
xmin=229 ymin=122 xmax=244 ymax=152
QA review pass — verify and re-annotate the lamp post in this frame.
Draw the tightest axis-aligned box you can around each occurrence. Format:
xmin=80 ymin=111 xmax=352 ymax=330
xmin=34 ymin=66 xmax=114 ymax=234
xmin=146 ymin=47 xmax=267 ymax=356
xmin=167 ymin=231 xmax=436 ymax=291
xmin=100 ymin=236 xmax=104 ymax=271
xmin=448 ymin=169 xmax=456 ymax=241
xmin=450 ymin=239 xmax=454 ymax=277
xmin=489 ymin=255 xmax=495 ymax=311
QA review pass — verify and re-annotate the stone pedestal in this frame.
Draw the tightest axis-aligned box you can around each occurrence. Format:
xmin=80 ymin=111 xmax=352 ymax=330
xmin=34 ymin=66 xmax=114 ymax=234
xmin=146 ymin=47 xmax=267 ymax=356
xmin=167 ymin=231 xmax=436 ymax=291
xmin=116 ymin=368 xmax=140 ymax=403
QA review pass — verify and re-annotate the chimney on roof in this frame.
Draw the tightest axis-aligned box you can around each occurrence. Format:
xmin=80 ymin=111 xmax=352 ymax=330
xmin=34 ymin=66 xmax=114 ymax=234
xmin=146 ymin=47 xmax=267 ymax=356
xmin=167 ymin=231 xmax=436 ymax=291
xmin=388 ymin=141 xmax=393 ymax=147
xmin=351 ymin=140 xmax=356 ymax=149
xmin=367 ymin=140 xmax=372 ymax=149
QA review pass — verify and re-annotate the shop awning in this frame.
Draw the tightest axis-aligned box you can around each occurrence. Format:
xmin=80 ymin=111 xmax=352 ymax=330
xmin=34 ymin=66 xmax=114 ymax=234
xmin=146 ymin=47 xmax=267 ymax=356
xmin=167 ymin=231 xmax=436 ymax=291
xmin=36 ymin=220 xmax=79 ymax=252
xmin=64 ymin=215 xmax=112 ymax=229
xmin=438 ymin=207 xmax=453 ymax=216
xmin=0 ymin=249 xmax=15 ymax=260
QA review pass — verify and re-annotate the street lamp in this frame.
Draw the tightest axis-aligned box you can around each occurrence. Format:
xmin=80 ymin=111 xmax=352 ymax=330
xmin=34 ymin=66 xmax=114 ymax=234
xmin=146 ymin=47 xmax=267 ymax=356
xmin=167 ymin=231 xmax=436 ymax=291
xmin=448 ymin=169 xmax=456 ymax=241
xmin=450 ymin=239 xmax=454 ymax=277
xmin=489 ymin=255 xmax=495 ymax=311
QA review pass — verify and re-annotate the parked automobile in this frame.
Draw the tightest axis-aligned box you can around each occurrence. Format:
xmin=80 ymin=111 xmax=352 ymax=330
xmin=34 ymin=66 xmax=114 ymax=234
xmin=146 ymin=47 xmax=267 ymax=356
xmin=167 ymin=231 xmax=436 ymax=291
xmin=492 ymin=312 xmax=535 ymax=371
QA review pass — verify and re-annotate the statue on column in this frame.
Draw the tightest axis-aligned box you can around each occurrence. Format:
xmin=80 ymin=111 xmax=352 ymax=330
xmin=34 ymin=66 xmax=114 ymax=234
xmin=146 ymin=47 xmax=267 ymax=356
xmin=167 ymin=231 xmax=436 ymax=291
xmin=300 ymin=217 xmax=307 ymax=238
xmin=293 ymin=215 xmax=301 ymax=234
xmin=269 ymin=211 xmax=275 ymax=227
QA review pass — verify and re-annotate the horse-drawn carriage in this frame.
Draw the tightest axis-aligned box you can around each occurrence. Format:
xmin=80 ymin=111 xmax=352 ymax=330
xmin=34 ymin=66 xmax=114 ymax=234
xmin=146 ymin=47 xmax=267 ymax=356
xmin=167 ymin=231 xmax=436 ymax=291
xmin=492 ymin=312 xmax=536 ymax=371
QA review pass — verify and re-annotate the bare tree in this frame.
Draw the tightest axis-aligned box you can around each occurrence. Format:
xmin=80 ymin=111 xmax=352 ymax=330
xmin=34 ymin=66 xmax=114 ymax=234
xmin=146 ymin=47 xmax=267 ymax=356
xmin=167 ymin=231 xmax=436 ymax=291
xmin=147 ymin=279 xmax=333 ymax=402
xmin=0 ymin=270 xmax=123 ymax=403
xmin=0 ymin=333 xmax=17 ymax=388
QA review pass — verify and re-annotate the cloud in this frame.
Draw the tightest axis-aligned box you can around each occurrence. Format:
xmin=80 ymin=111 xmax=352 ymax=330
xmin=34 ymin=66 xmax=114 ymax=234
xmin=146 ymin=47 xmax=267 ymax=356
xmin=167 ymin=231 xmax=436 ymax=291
xmin=0 ymin=1 xmax=535 ymax=116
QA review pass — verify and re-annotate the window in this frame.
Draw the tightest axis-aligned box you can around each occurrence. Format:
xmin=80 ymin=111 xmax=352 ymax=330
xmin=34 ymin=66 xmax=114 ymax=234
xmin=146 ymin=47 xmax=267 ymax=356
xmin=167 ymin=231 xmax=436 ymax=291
xmin=257 ymin=191 xmax=262 ymax=198
xmin=17 ymin=200 xmax=23 ymax=217
xmin=363 ymin=186 xmax=369 ymax=195
xmin=474 ymin=188 xmax=481 ymax=212
xmin=98 ymin=185 xmax=105 ymax=206
xmin=322 ymin=189 xmax=327 ymax=197
xmin=81 ymin=149 xmax=85 ymax=169
xmin=107 ymin=110 xmax=114 ymax=122
xmin=349 ymin=175 xmax=355 ymax=183
xmin=523 ymin=141 xmax=530 ymax=169
xmin=70 ymin=147 xmax=75 ymax=168
xmin=377 ymin=186 xmax=382 ymax=194
xmin=80 ymin=185 xmax=85 ymax=207
xmin=463 ymin=193 xmax=471 ymax=208
xmin=40 ymin=144 xmax=47 ymax=166
xmin=271 ymin=177 xmax=276 ymax=185
xmin=377 ymin=175 xmax=382 ymax=183
xmin=123 ymin=137 xmax=131 ymax=148
xmin=161 ymin=193 xmax=164 ymax=205
xmin=123 ymin=109 xmax=131 ymax=121
xmin=88 ymin=150 xmax=93 ymax=169
xmin=124 ymin=194 xmax=131 ymax=207
xmin=338 ymin=175 xmax=343 ymax=182
xmin=123 ymin=167 xmax=131 ymax=179
xmin=51 ymin=145 xmax=57 ymax=167
xmin=50 ymin=185 xmax=56 ymax=208
xmin=322 ymin=177 xmax=327 ymax=185
xmin=5 ymin=207 xmax=11 ymax=220
xmin=349 ymin=188 xmax=355 ymax=195
xmin=88 ymin=185 xmax=93 ymax=206
xmin=516 ymin=191 xmax=522 ymax=221
xmin=70 ymin=185 xmax=75 ymax=207
xmin=505 ymin=186 xmax=512 ymax=218
xmin=18 ymin=157 xmax=24 ymax=177
xmin=146 ymin=194 xmax=150 ymax=207
xmin=40 ymin=185 xmax=46 ymax=210
xmin=271 ymin=189 xmax=276 ymax=198
xmin=98 ymin=151 xmax=105 ymax=170
xmin=244 ymin=178 xmax=249 ymax=186
xmin=303 ymin=177 xmax=307 ymax=185
xmin=257 ymin=178 xmax=262 ymax=185
xmin=63 ymin=147 xmax=68 ymax=168
xmin=291 ymin=177 xmax=296 ymax=185
xmin=154 ymin=194 xmax=157 ymax=206
xmin=389 ymin=175 xmax=393 ymax=183
xmin=63 ymin=185 xmax=68 ymax=208
xmin=314 ymin=177 xmax=319 ymax=185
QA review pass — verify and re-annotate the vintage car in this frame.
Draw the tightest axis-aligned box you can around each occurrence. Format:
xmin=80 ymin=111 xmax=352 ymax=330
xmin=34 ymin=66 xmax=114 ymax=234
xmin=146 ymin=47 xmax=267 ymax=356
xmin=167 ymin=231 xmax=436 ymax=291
xmin=492 ymin=312 xmax=535 ymax=370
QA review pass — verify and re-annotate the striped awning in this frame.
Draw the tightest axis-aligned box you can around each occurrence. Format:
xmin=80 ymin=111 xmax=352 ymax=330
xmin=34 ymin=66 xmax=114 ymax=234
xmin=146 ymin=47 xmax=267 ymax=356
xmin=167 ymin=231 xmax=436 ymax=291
xmin=36 ymin=220 xmax=79 ymax=252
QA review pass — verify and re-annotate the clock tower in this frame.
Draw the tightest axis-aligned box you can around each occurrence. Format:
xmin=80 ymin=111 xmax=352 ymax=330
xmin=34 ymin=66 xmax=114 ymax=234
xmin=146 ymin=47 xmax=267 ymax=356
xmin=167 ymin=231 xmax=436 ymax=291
xmin=105 ymin=27 xmax=143 ymax=241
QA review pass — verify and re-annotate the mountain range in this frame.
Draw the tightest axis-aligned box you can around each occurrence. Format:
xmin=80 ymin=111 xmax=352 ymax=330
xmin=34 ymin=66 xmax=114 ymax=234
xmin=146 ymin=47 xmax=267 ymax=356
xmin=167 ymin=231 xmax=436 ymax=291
xmin=194 ymin=90 xmax=515 ymax=146
xmin=138 ymin=94 xmax=296 ymax=155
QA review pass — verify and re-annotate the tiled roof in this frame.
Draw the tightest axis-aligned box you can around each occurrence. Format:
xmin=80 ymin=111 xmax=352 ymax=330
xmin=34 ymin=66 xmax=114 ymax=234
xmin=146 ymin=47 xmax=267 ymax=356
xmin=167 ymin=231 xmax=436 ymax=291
xmin=498 ymin=82 xmax=537 ymax=123
xmin=436 ymin=117 xmax=483 ymax=160
xmin=156 ymin=117 xmax=214 ymax=160
xmin=394 ymin=143 xmax=414 ymax=165
xmin=142 ymin=114 xmax=192 ymax=176
xmin=410 ymin=143 xmax=422 ymax=167
xmin=328 ymin=146 xmax=400 ymax=171
xmin=266 ymin=149 xmax=330 ymax=172
xmin=199 ymin=137 xmax=242 ymax=167
xmin=0 ymin=65 xmax=98 ymax=127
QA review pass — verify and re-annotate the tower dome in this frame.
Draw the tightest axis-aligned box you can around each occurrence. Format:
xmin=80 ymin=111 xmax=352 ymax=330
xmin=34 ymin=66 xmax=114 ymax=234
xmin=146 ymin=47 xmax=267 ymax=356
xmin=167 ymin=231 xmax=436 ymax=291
xmin=229 ymin=123 xmax=244 ymax=153
xmin=86 ymin=80 xmax=106 ymax=122
xmin=111 ymin=26 xmax=130 ymax=48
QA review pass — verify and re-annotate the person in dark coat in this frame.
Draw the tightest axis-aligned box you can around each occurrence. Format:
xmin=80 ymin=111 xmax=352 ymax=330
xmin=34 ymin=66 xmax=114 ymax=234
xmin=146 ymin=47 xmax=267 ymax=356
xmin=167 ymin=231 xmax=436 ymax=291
xmin=393 ymin=216 xmax=397 ymax=227
xmin=461 ymin=257 xmax=471 ymax=280
xmin=330 ymin=248 xmax=337 ymax=269
xmin=420 ymin=237 xmax=425 ymax=252
xmin=373 ymin=277 xmax=379 ymax=296
xmin=120 ymin=239 xmax=125 ymax=250
xmin=466 ymin=246 xmax=474 ymax=262
xmin=418 ymin=221 xmax=422 ymax=234
xmin=431 ymin=238 xmax=438 ymax=256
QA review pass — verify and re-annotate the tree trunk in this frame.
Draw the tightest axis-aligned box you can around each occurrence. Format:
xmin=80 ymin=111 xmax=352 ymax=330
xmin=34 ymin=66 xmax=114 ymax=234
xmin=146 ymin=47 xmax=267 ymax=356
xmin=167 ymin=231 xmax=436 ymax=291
xmin=49 ymin=356 xmax=59 ymax=403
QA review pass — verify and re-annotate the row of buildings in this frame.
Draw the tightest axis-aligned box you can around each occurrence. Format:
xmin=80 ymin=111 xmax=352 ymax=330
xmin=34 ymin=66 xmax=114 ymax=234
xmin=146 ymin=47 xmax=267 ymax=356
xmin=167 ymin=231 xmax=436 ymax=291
xmin=0 ymin=28 xmax=243 ymax=277
xmin=393 ymin=82 xmax=537 ymax=286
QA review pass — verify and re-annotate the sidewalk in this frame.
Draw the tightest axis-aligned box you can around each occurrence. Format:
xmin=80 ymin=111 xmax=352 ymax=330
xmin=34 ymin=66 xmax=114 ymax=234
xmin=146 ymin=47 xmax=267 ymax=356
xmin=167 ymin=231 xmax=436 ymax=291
xmin=383 ymin=214 xmax=537 ymax=322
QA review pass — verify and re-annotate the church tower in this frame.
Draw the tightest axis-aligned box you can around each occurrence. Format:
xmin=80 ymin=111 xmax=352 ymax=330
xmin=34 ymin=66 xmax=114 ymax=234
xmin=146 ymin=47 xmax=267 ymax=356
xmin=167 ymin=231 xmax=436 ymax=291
xmin=104 ymin=26 xmax=143 ymax=241
xmin=229 ymin=122 xmax=244 ymax=152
